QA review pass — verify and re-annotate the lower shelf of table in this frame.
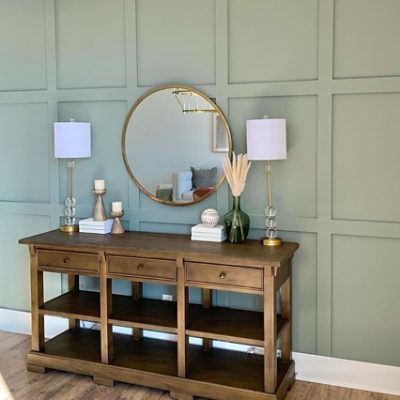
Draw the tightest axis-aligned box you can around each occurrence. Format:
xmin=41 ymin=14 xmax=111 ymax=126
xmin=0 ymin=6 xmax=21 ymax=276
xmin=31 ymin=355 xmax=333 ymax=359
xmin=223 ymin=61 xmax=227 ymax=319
xmin=39 ymin=327 xmax=291 ymax=395
xmin=39 ymin=291 xmax=288 ymax=345
xmin=188 ymin=346 xmax=289 ymax=392
xmin=44 ymin=328 xmax=177 ymax=376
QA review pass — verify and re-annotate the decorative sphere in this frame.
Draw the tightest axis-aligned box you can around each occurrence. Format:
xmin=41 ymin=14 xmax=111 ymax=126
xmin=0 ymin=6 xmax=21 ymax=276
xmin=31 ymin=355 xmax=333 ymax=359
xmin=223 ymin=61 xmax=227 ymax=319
xmin=265 ymin=206 xmax=276 ymax=217
xmin=201 ymin=208 xmax=219 ymax=227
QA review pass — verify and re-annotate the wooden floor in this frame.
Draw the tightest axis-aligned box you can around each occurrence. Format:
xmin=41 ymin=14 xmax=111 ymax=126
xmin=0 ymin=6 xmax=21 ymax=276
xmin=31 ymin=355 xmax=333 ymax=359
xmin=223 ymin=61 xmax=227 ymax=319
xmin=0 ymin=331 xmax=398 ymax=400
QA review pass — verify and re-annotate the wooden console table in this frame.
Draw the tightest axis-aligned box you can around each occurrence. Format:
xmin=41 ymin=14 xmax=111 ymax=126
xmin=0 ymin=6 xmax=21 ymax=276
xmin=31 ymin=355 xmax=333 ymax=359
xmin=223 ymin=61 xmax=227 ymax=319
xmin=20 ymin=230 xmax=298 ymax=400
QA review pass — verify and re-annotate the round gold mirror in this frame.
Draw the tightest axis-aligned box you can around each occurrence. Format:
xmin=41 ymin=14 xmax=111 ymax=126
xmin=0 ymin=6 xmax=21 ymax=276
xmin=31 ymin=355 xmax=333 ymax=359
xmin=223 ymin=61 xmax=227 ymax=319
xmin=122 ymin=84 xmax=232 ymax=206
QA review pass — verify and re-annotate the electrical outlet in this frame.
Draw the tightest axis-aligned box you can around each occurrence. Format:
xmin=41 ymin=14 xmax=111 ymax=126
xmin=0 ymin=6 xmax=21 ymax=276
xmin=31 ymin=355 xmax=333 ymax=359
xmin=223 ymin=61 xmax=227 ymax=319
xmin=247 ymin=347 xmax=264 ymax=355
xmin=162 ymin=294 xmax=173 ymax=301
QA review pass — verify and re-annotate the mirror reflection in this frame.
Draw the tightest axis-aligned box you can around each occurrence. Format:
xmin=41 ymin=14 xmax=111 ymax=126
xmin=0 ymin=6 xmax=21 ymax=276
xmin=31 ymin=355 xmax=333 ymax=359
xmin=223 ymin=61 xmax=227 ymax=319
xmin=122 ymin=85 xmax=232 ymax=205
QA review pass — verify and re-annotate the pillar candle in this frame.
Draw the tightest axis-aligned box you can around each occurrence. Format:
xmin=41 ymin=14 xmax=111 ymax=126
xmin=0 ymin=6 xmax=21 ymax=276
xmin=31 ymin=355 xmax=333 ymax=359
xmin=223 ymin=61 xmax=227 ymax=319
xmin=112 ymin=201 xmax=122 ymax=212
xmin=94 ymin=179 xmax=105 ymax=190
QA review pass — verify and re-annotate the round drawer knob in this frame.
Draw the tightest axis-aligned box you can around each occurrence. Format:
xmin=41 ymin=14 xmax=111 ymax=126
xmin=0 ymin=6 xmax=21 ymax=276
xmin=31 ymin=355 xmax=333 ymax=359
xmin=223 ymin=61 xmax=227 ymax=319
xmin=219 ymin=272 xmax=226 ymax=279
xmin=63 ymin=257 xmax=70 ymax=264
xmin=137 ymin=263 xmax=144 ymax=271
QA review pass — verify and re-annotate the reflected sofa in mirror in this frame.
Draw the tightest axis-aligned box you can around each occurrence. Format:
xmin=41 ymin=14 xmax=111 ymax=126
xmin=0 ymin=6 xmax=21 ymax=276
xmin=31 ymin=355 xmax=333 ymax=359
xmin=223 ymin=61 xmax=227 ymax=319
xmin=122 ymin=85 xmax=232 ymax=205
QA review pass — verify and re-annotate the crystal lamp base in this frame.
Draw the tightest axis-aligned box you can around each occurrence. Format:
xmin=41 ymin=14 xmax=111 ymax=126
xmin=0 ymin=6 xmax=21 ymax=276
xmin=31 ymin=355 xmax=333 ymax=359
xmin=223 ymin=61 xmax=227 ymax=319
xmin=263 ymin=206 xmax=282 ymax=246
xmin=61 ymin=196 xmax=78 ymax=233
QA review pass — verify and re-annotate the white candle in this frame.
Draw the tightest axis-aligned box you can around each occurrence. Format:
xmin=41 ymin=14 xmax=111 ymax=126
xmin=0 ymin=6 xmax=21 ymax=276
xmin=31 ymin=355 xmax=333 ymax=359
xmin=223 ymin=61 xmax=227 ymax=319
xmin=112 ymin=201 xmax=122 ymax=212
xmin=94 ymin=179 xmax=105 ymax=190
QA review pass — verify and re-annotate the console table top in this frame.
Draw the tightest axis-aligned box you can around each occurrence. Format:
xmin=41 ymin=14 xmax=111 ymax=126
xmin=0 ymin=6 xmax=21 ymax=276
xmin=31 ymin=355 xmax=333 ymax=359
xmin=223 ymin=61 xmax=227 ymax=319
xmin=20 ymin=229 xmax=298 ymax=268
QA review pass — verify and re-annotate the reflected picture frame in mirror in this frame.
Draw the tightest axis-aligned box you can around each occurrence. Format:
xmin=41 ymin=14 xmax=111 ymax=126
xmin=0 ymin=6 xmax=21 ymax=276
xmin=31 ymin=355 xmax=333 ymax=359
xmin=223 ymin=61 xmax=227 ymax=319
xmin=122 ymin=84 xmax=232 ymax=206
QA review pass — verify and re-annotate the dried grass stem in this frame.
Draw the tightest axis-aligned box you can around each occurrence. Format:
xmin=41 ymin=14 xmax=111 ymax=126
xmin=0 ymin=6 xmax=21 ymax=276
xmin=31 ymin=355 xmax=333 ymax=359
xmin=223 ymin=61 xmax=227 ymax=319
xmin=222 ymin=152 xmax=251 ymax=197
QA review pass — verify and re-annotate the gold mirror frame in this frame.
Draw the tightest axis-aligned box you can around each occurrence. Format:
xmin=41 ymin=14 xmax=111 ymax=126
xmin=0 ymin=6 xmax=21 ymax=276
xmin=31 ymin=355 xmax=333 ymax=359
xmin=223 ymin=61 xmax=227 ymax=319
xmin=122 ymin=84 xmax=232 ymax=206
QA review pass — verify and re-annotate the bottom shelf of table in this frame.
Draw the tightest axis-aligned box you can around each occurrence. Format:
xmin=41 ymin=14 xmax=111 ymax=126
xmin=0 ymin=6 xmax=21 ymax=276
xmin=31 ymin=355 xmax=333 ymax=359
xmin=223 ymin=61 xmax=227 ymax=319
xmin=188 ymin=345 xmax=289 ymax=392
xmin=28 ymin=327 xmax=294 ymax=399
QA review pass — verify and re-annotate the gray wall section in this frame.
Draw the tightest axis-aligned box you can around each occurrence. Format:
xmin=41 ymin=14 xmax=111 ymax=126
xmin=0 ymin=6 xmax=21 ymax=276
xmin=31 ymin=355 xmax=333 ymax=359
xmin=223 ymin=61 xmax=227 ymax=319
xmin=0 ymin=0 xmax=399 ymax=367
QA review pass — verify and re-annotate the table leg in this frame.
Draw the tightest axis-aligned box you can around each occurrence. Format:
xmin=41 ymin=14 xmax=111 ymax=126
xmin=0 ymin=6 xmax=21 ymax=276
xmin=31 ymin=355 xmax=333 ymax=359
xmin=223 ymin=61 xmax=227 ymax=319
xmin=100 ymin=252 xmax=112 ymax=363
xmin=202 ymin=288 xmax=212 ymax=351
xmin=264 ymin=266 xmax=277 ymax=393
xmin=68 ymin=274 xmax=80 ymax=329
xmin=30 ymin=245 xmax=44 ymax=352
xmin=132 ymin=282 xmax=143 ymax=340
xmin=280 ymin=259 xmax=292 ymax=363
xmin=177 ymin=257 xmax=188 ymax=377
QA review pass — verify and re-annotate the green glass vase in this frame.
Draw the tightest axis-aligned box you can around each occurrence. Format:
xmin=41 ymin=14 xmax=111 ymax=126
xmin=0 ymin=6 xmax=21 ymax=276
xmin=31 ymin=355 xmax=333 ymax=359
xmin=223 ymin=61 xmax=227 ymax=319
xmin=223 ymin=196 xmax=250 ymax=243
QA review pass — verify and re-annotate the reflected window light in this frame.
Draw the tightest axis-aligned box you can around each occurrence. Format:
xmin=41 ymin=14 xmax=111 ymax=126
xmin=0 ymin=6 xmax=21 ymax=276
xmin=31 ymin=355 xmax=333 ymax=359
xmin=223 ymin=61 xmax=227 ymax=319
xmin=0 ymin=374 xmax=14 ymax=400
xmin=172 ymin=89 xmax=216 ymax=113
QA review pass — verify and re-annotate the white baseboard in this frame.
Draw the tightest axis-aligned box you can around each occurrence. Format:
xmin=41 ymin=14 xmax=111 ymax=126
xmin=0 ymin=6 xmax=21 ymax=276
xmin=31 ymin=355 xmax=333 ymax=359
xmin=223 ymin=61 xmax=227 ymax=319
xmin=1 ymin=308 xmax=399 ymax=396
xmin=0 ymin=308 xmax=69 ymax=338
xmin=293 ymin=352 xmax=400 ymax=396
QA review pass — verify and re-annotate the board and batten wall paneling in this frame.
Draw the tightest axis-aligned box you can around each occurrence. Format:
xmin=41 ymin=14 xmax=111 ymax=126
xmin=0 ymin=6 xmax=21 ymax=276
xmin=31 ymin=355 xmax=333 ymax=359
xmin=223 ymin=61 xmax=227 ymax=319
xmin=136 ymin=0 xmax=216 ymax=87
xmin=281 ymin=231 xmax=317 ymax=356
xmin=228 ymin=0 xmax=319 ymax=83
xmin=229 ymin=95 xmax=317 ymax=219
xmin=333 ymin=0 xmax=400 ymax=79
xmin=332 ymin=93 xmax=400 ymax=223
xmin=57 ymin=100 xmax=129 ymax=214
xmin=0 ymin=103 xmax=50 ymax=203
xmin=0 ymin=0 xmax=47 ymax=91
xmin=332 ymin=235 xmax=400 ymax=367
xmin=0 ymin=214 xmax=59 ymax=310
xmin=0 ymin=0 xmax=400 ymax=368
xmin=55 ymin=0 xmax=127 ymax=89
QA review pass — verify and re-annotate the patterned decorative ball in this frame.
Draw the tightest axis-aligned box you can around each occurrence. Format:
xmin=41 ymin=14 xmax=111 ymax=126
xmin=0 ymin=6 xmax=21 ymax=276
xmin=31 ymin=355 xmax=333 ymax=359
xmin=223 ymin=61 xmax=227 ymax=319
xmin=201 ymin=208 xmax=220 ymax=227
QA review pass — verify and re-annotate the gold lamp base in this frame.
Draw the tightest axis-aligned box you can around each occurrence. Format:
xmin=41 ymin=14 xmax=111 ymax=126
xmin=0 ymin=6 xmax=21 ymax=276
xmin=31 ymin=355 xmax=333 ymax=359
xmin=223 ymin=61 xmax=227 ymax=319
xmin=262 ymin=237 xmax=282 ymax=246
xmin=60 ymin=224 xmax=79 ymax=233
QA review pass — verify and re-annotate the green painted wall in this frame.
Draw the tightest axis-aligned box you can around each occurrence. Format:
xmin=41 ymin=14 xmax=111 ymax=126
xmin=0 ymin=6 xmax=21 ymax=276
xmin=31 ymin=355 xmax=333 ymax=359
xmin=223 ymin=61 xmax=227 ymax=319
xmin=0 ymin=0 xmax=399 ymax=367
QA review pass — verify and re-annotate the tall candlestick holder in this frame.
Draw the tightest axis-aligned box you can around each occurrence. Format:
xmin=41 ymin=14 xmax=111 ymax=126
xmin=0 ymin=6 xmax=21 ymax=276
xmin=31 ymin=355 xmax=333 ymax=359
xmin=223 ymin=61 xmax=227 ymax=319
xmin=111 ymin=211 xmax=125 ymax=234
xmin=93 ymin=189 xmax=107 ymax=221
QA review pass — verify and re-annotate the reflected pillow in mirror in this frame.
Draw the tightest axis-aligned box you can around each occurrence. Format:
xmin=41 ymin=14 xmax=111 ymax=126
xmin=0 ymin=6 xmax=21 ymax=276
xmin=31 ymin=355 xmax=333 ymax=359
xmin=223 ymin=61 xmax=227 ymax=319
xmin=173 ymin=171 xmax=193 ymax=201
xmin=191 ymin=167 xmax=217 ymax=188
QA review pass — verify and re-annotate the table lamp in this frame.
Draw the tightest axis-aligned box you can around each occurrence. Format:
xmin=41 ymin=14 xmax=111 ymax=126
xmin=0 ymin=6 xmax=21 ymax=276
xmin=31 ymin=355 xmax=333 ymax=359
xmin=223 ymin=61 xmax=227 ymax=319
xmin=54 ymin=120 xmax=91 ymax=232
xmin=246 ymin=117 xmax=287 ymax=246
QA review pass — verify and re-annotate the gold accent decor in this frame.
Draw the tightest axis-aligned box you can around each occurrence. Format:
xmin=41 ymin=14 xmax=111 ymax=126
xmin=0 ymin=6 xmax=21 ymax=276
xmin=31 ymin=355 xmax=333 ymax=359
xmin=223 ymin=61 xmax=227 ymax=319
xmin=262 ymin=237 xmax=282 ymax=246
xmin=172 ymin=89 xmax=217 ymax=113
xmin=60 ymin=224 xmax=78 ymax=233
xmin=93 ymin=189 xmax=107 ymax=221
xmin=121 ymin=84 xmax=232 ymax=207
xmin=263 ymin=160 xmax=282 ymax=247
xmin=111 ymin=211 xmax=125 ymax=234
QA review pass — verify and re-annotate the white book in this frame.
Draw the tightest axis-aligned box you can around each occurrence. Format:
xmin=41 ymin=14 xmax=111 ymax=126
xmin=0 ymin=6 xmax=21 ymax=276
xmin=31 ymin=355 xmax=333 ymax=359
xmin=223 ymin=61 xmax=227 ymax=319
xmin=191 ymin=224 xmax=225 ymax=234
xmin=79 ymin=228 xmax=112 ymax=235
xmin=191 ymin=231 xmax=226 ymax=239
xmin=79 ymin=226 xmax=112 ymax=231
xmin=191 ymin=235 xmax=226 ymax=242
xmin=191 ymin=232 xmax=227 ymax=242
xmin=79 ymin=218 xmax=113 ymax=234
xmin=79 ymin=218 xmax=113 ymax=229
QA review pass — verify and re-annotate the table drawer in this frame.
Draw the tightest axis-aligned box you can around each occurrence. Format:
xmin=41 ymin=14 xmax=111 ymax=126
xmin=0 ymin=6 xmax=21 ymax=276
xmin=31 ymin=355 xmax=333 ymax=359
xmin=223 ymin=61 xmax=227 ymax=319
xmin=37 ymin=250 xmax=99 ymax=273
xmin=108 ymin=255 xmax=176 ymax=281
xmin=185 ymin=262 xmax=263 ymax=291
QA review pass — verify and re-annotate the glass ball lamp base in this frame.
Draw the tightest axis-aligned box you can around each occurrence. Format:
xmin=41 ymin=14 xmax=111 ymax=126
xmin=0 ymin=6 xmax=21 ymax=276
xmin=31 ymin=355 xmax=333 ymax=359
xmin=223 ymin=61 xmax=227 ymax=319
xmin=61 ymin=196 xmax=78 ymax=233
xmin=263 ymin=208 xmax=282 ymax=246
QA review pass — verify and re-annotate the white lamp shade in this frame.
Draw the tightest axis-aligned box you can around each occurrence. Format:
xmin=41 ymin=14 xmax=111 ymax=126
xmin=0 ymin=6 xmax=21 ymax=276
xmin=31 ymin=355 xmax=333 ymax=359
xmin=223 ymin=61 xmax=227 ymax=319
xmin=54 ymin=121 xmax=91 ymax=158
xmin=246 ymin=119 xmax=287 ymax=161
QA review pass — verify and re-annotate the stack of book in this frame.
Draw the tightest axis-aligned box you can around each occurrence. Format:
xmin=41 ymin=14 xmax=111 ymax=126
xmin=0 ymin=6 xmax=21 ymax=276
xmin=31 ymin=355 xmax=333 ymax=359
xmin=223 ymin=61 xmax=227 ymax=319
xmin=191 ymin=224 xmax=227 ymax=242
xmin=79 ymin=218 xmax=114 ymax=234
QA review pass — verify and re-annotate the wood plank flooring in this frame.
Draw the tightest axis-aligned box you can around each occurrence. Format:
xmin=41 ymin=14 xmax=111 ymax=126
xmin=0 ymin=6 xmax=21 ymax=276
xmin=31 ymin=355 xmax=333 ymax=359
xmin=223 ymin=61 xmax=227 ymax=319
xmin=0 ymin=331 xmax=398 ymax=400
